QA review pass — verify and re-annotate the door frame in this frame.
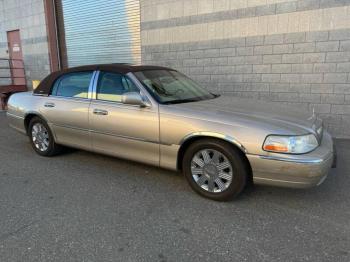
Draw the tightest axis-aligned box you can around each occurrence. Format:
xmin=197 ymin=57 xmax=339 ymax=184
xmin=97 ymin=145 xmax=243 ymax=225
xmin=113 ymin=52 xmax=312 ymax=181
xmin=7 ymin=29 xmax=25 ymax=86
xmin=90 ymin=71 xmax=158 ymax=106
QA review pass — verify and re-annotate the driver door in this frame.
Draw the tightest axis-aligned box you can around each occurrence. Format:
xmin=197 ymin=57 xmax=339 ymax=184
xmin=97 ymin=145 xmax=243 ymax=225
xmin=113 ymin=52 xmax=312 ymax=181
xmin=89 ymin=71 xmax=160 ymax=166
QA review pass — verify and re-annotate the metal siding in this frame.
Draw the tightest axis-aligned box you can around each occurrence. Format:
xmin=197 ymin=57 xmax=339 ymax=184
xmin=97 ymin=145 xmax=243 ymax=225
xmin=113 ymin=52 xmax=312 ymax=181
xmin=60 ymin=0 xmax=141 ymax=67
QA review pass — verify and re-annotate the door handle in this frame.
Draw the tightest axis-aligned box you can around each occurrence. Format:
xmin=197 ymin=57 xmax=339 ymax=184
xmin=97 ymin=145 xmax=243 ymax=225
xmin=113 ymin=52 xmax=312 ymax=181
xmin=93 ymin=109 xmax=108 ymax=115
xmin=44 ymin=102 xmax=55 ymax=108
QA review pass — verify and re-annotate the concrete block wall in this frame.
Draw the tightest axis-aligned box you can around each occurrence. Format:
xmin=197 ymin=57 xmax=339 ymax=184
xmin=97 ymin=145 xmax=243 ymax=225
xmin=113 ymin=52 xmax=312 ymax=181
xmin=140 ymin=0 xmax=350 ymax=138
xmin=0 ymin=0 xmax=50 ymax=88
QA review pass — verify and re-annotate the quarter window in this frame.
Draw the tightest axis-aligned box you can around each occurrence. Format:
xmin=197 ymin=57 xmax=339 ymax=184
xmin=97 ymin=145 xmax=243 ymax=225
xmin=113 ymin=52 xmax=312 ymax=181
xmin=51 ymin=71 xmax=93 ymax=98
xmin=96 ymin=72 xmax=139 ymax=102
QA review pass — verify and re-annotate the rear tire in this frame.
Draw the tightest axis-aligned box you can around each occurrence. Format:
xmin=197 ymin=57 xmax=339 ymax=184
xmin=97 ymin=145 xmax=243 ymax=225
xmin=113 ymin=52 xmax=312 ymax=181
xmin=28 ymin=117 xmax=62 ymax=156
xmin=182 ymin=139 xmax=248 ymax=201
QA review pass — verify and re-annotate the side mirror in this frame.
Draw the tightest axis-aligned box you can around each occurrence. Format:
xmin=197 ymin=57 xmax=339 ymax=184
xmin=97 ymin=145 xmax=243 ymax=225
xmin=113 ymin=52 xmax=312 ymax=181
xmin=121 ymin=92 xmax=149 ymax=107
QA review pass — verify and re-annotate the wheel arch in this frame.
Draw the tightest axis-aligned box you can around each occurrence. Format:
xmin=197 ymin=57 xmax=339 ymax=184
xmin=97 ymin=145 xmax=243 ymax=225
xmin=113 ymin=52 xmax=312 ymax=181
xmin=177 ymin=132 xmax=252 ymax=182
xmin=24 ymin=112 xmax=50 ymax=136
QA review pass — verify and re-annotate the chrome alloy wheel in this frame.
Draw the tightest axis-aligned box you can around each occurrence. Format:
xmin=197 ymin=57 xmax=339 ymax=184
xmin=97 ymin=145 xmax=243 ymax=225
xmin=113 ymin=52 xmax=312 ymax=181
xmin=191 ymin=149 xmax=233 ymax=193
xmin=31 ymin=123 xmax=50 ymax=152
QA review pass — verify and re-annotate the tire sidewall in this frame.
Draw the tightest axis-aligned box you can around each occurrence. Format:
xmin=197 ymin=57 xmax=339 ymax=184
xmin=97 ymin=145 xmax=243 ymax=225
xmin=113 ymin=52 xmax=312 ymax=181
xmin=183 ymin=139 xmax=247 ymax=201
xmin=28 ymin=117 xmax=55 ymax=156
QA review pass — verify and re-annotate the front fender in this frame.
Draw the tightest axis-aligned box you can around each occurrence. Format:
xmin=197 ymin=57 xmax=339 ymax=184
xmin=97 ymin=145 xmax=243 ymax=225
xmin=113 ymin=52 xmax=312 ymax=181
xmin=180 ymin=131 xmax=247 ymax=153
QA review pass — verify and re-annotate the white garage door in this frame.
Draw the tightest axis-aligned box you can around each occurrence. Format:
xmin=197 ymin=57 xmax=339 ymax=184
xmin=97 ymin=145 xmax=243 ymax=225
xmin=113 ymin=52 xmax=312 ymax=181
xmin=56 ymin=0 xmax=141 ymax=67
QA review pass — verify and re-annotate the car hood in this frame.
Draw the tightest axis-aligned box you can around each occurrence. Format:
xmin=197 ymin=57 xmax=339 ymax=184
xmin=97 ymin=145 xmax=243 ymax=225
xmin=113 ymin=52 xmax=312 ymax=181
xmin=170 ymin=96 xmax=321 ymax=135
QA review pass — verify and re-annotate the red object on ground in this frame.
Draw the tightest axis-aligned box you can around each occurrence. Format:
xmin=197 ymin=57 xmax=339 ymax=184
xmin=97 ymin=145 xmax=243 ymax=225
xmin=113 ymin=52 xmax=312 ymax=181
xmin=0 ymin=57 xmax=27 ymax=110
xmin=0 ymin=85 xmax=27 ymax=110
xmin=0 ymin=32 xmax=27 ymax=110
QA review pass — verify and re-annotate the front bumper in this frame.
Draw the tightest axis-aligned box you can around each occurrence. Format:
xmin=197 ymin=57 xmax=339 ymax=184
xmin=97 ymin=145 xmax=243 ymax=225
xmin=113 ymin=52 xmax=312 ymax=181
xmin=247 ymin=131 xmax=335 ymax=189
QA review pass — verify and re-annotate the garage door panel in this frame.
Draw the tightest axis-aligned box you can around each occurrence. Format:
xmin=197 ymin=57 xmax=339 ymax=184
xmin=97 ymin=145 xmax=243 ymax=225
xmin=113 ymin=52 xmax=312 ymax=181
xmin=57 ymin=0 xmax=141 ymax=67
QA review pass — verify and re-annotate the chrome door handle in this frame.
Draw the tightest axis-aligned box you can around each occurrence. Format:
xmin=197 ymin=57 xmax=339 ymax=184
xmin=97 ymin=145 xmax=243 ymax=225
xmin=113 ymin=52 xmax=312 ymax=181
xmin=44 ymin=102 xmax=55 ymax=108
xmin=93 ymin=109 xmax=108 ymax=115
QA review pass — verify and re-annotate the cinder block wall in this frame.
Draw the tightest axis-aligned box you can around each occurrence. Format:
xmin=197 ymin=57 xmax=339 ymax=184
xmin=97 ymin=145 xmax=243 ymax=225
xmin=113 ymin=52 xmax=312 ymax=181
xmin=140 ymin=0 xmax=350 ymax=138
xmin=0 ymin=0 xmax=50 ymax=88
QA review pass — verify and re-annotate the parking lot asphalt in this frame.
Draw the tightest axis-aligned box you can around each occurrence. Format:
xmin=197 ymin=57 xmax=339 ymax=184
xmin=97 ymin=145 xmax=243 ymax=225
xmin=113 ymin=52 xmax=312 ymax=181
xmin=0 ymin=111 xmax=349 ymax=262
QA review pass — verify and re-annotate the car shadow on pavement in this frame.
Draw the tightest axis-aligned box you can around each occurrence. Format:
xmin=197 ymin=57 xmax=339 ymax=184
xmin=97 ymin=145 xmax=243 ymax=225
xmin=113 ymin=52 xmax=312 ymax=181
xmin=56 ymin=141 xmax=347 ymax=206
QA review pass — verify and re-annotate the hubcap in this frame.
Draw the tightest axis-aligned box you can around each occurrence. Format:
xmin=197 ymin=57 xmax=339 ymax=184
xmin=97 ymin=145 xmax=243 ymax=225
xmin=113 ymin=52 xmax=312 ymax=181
xmin=191 ymin=149 xmax=233 ymax=193
xmin=31 ymin=123 xmax=49 ymax=152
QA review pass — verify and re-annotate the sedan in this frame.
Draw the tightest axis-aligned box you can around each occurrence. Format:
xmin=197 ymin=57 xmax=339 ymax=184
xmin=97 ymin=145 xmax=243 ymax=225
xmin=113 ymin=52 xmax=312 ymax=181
xmin=7 ymin=64 xmax=336 ymax=201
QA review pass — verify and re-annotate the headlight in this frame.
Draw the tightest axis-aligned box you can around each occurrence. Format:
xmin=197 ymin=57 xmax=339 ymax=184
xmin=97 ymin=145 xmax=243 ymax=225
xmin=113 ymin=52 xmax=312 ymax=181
xmin=263 ymin=134 xmax=319 ymax=154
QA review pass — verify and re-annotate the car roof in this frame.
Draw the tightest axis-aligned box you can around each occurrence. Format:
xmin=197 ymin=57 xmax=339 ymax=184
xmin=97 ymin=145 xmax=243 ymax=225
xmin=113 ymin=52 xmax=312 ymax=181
xmin=60 ymin=63 xmax=173 ymax=74
xmin=33 ymin=63 xmax=174 ymax=95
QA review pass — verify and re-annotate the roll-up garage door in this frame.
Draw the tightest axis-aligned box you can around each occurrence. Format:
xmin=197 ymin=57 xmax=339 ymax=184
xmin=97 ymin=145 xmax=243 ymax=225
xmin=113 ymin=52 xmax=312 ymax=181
xmin=55 ymin=0 xmax=141 ymax=68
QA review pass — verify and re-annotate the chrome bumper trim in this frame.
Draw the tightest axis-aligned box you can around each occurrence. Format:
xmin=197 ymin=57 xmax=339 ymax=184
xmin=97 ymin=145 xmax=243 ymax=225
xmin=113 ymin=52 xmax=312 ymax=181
xmin=257 ymin=155 xmax=325 ymax=164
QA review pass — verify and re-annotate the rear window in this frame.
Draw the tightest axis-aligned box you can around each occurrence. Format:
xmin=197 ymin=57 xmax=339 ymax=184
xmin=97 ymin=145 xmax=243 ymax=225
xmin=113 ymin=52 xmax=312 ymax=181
xmin=51 ymin=71 xmax=93 ymax=98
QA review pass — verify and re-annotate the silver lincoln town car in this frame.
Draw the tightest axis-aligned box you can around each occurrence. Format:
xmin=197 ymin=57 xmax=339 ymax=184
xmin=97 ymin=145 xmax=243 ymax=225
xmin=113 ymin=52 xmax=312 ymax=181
xmin=7 ymin=64 xmax=336 ymax=201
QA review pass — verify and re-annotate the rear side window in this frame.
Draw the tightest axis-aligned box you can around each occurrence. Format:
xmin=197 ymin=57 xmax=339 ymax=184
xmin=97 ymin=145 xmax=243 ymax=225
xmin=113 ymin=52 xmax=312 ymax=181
xmin=96 ymin=71 xmax=139 ymax=102
xmin=51 ymin=71 xmax=93 ymax=98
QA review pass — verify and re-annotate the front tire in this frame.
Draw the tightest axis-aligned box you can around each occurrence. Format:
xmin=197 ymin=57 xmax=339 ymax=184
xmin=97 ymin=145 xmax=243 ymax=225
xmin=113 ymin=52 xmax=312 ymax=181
xmin=28 ymin=117 xmax=62 ymax=156
xmin=182 ymin=139 xmax=248 ymax=201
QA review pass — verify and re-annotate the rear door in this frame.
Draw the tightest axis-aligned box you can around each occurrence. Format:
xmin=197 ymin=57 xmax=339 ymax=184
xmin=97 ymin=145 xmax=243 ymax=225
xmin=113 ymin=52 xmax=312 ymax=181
xmin=40 ymin=71 xmax=95 ymax=150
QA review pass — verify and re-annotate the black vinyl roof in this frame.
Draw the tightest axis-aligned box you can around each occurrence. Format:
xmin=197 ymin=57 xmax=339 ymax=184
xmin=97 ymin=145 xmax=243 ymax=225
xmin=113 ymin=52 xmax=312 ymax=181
xmin=34 ymin=63 xmax=173 ymax=95
xmin=62 ymin=63 xmax=172 ymax=74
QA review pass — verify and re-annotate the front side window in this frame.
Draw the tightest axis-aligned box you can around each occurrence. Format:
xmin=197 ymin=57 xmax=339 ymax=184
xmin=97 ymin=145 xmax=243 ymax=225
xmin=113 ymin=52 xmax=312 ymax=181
xmin=134 ymin=70 xmax=216 ymax=104
xmin=96 ymin=71 xmax=139 ymax=102
xmin=51 ymin=71 xmax=93 ymax=98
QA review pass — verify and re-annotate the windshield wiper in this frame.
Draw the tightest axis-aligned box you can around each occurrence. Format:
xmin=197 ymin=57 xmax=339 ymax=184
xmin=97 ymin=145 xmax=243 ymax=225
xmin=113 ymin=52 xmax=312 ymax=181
xmin=210 ymin=92 xmax=221 ymax=98
xmin=151 ymin=83 xmax=173 ymax=97
xmin=163 ymin=98 xmax=200 ymax=105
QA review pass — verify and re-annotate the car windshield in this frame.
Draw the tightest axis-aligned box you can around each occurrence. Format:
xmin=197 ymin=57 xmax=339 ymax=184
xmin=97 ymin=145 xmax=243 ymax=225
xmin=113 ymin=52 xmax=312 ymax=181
xmin=134 ymin=70 xmax=217 ymax=104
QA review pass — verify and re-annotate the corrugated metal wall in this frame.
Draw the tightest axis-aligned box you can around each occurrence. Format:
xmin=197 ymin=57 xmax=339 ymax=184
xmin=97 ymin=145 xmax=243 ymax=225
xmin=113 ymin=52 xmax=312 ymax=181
xmin=56 ymin=0 xmax=141 ymax=67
